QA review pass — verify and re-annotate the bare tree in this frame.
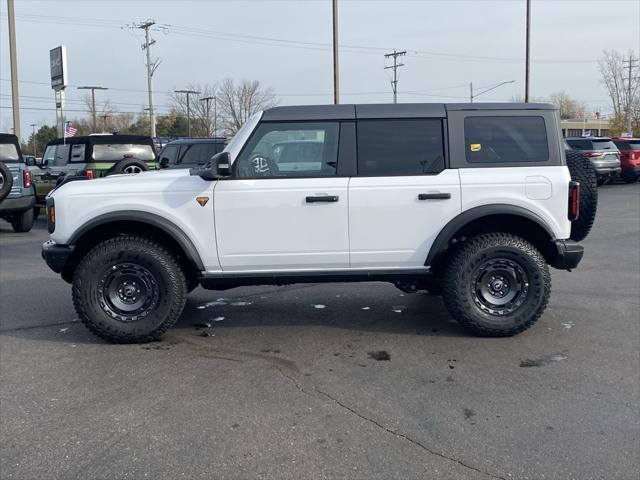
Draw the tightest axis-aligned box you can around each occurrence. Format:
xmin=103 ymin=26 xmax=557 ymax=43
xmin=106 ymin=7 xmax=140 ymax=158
xmin=549 ymin=91 xmax=586 ymax=120
xmin=217 ymin=79 xmax=278 ymax=135
xmin=599 ymin=49 xmax=640 ymax=132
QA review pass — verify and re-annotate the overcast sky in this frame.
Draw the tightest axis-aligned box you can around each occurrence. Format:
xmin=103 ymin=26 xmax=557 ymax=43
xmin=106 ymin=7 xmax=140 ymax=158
xmin=1 ymin=0 xmax=639 ymax=138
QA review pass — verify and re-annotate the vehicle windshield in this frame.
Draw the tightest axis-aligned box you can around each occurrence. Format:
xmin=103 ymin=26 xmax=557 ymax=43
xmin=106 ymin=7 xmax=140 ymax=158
xmin=92 ymin=144 xmax=156 ymax=161
xmin=591 ymin=139 xmax=618 ymax=151
xmin=0 ymin=143 xmax=20 ymax=162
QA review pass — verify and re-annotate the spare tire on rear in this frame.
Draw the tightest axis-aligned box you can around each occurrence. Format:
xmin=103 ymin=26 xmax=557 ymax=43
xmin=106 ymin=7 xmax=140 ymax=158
xmin=565 ymin=150 xmax=597 ymax=241
xmin=0 ymin=161 xmax=13 ymax=201
xmin=110 ymin=158 xmax=148 ymax=175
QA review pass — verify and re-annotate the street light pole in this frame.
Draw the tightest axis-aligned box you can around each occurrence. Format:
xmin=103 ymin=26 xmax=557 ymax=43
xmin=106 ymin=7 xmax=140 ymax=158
xmin=77 ymin=86 xmax=108 ymax=132
xmin=30 ymin=123 xmax=37 ymax=156
xmin=470 ymin=80 xmax=516 ymax=102
xmin=200 ymin=96 xmax=215 ymax=137
xmin=175 ymin=89 xmax=200 ymax=137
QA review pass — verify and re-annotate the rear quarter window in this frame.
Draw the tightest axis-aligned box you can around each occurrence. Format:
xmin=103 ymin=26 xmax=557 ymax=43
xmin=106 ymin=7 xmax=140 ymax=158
xmin=0 ymin=143 xmax=20 ymax=162
xmin=464 ymin=116 xmax=549 ymax=163
xmin=92 ymin=144 xmax=155 ymax=162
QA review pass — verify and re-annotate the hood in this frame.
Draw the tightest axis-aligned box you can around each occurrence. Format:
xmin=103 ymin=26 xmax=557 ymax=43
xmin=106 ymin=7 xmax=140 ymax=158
xmin=50 ymin=167 xmax=209 ymax=198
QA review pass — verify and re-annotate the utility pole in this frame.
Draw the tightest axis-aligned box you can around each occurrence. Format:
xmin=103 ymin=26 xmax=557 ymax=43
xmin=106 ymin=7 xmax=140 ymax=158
xmin=384 ymin=50 xmax=406 ymax=103
xmin=200 ymin=96 xmax=215 ymax=137
xmin=7 ymin=0 xmax=21 ymax=139
xmin=470 ymin=80 xmax=515 ymax=103
xmin=30 ymin=123 xmax=37 ymax=156
xmin=135 ymin=20 xmax=159 ymax=138
xmin=622 ymin=55 xmax=639 ymax=136
xmin=77 ymin=86 xmax=108 ymax=132
xmin=525 ymin=0 xmax=531 ymax=102
xmin=332 ymin=0 xmax=339 ymax=104
xmin=175 ymin=89 xmax=200 ymax=137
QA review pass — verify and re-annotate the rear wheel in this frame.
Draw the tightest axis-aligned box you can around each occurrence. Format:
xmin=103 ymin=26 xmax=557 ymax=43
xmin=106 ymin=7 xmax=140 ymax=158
xmin=11 ymin=208 xmax=35 ymax=232
xmin=72 ymin=235 xmax=187 ymax=343
xmin=442 ymin=233 xmax=550 ymax=337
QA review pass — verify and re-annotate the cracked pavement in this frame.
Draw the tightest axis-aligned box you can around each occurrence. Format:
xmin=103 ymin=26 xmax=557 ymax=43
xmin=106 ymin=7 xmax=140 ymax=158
xmin=1 ymin=184 xmax=639 ymax=479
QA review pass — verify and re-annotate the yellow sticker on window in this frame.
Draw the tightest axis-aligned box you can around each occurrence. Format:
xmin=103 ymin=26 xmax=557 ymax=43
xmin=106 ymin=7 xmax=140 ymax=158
xmin=470 ymin=143 xmax=481 ymax=152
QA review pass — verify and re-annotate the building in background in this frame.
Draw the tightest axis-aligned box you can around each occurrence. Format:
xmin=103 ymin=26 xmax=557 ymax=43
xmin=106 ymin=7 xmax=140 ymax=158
xmin=560 ymin=113 xmax=611 ymax=137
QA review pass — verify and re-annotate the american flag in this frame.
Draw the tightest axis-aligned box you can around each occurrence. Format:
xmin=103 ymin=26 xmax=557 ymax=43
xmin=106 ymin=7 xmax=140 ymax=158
xmin=64 ymin=122 xmax=77 ymax=138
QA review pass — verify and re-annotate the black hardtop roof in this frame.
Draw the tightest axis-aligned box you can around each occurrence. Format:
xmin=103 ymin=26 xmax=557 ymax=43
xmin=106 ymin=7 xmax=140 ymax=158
xmin=166 ymin=137 xmax=227 ymax=146
xmin=47 ymin=134 xmax=154 ymax=146
xmin=262 ymin=103 xmax=556 ymax=121
xmin=0 ymin=133 xmax=19 ymax=143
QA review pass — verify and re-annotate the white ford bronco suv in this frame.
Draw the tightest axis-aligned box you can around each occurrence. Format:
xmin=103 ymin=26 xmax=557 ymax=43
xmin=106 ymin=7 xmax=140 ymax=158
xmin=42 ymin=103 xmax=594 ymax=343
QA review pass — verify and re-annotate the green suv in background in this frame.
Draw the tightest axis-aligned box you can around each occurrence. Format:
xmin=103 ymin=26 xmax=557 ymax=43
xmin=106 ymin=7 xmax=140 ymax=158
xmin=32 ymin=134 xmax=158 ymax=205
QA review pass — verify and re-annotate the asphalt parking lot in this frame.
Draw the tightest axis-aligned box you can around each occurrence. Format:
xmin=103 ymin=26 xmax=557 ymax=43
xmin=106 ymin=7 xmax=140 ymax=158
xmin=1 ymin=184 xmax=638 ymax=480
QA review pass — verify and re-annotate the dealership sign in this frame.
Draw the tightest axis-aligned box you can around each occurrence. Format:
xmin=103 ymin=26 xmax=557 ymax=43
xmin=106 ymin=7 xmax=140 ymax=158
xmin=50 ymin=46 xmax=68 ymax=90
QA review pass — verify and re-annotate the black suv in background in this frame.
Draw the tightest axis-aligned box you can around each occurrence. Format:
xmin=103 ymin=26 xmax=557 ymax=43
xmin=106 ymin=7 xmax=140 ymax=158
xmin=565 ymin=137 xmax=621 ymax=185
xmin=158 ymin=138 xmax=227 ymax=169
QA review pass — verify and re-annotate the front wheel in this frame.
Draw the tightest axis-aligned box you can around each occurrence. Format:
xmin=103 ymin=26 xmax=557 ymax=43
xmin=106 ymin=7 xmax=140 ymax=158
xmin=442 ymin=233 xmax=551 ymax=337
xmin=72 ymin=235 xmax=187 ymax=343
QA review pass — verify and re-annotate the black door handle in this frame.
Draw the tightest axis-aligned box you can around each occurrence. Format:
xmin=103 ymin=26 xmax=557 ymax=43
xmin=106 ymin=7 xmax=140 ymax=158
xmin=418 ymin=192 xmax=451 ymax=200
xmin=306 ymin=195 xmax=339 ymax=203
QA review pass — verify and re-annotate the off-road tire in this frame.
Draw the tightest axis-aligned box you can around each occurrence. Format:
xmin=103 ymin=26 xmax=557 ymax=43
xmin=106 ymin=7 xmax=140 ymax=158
xmin=11 ymin=207 xmax=35 ymax=232
xmin=110 ymin=158 xmax=148 ymax=175
xmin=72 ymin=235 xmax=187 ymax=343
xmin=621 ymin=170 xmax=638 ymax=184
xmin=442 ymin=233 xmax=551 ymax=337
xmin=565 ymin=150 xmax=598 ymax=241
xmin=0 ymin=161 xmax=13 ymax=201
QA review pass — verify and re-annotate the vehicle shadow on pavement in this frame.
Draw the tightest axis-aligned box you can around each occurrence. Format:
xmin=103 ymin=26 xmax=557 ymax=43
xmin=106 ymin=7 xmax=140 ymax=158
xmin=1 ymin=285 xmax=464 ymax=346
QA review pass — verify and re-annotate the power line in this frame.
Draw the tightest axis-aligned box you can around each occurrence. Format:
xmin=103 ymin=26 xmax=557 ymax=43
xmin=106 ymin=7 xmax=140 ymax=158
xmin=384 ymin=50 xmax=406 ymax=103
xmin=0 ymin=12 xmax=597 ymax=64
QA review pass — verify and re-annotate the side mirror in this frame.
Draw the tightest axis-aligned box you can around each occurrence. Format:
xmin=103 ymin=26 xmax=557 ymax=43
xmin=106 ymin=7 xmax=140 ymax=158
xmin=159 ymin=157 xmax=170 ymax=168
xmin=25 ymin=157 xmax=36 ymax=167
xmin=190 ymin=152 xmax=231 ymax=180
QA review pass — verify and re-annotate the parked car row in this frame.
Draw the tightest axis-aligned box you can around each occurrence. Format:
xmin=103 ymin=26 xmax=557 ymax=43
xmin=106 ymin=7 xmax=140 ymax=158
xmin=0 ymin=133 xmax=228 ymax=232
xmin=565 ymin=136 xmax=640 ymax=185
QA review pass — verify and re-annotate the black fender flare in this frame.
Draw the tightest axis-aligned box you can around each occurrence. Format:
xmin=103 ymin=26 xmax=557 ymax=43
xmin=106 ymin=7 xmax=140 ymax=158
xmin=68 ymin=211 xmax=205 ymax=271
xmin=425 ymin=204 xmax=556 ymax=267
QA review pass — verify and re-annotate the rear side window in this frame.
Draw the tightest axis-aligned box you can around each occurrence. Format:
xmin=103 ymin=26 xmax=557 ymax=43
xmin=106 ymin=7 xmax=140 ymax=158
xmin=0 ymin=143 xmax=20 ymax=162
xmin=92 ymin=144 xmax=155 ymax=162
xmin=69 ymin=144 xmax=86 ymax=162
xmin=465 ymin=116 xmax=548 ymax=163
xmin=356 ymin=119 xmax=445 ymax=176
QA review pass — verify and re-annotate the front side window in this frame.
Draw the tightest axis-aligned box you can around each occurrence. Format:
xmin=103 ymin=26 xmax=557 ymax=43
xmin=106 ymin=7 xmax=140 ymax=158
xmin=235 ymin=122 xmax=339 ymax=178
xmin=357 ymin=119 xmax=445 ymax=176
xmin=92 ymin=144 xmax=155 ymax=162
xmin=160 ymin=145 xmax=180 ymax=164
xmin=43 ymin=144 xmax=70 ymax=166
xmin=465 ymin=116 xmax=549 ymax=163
